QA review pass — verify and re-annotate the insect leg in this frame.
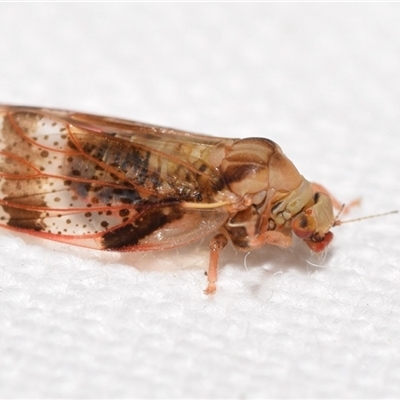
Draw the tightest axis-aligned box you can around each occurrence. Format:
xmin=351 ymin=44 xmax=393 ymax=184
xmin=204 ymin=233 xmax=228 ymax=295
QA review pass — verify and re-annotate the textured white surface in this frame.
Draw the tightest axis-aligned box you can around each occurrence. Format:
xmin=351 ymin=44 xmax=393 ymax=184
xmin=1 ymin=3 xmax=400 ymax=398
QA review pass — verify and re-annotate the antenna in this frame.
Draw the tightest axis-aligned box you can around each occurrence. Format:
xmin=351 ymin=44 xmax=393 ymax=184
xmin=334 ymin=210 xmax=398 ymax=227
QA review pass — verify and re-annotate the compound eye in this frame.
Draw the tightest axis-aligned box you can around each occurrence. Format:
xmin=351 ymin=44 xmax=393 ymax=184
xmin=291 ymin=211 xmax=316 ymax=239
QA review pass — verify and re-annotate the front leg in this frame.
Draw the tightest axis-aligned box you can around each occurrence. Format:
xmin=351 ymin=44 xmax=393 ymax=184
xmin=204 ymin=233 xmax=228 ymax=295
xmin=249 ymin=230 xmax=292 ymax=249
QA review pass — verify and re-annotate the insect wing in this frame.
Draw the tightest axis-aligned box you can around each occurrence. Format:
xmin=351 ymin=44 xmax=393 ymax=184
xmin=0 ymin=106 xmax=229 ymax=251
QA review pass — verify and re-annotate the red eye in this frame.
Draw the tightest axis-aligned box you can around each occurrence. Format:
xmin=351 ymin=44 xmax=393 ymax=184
xmin=291 ymin=212 xmax=316 ymax=239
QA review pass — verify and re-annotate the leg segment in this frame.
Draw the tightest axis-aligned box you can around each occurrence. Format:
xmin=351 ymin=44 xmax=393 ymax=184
xmin=204 ymin=233 xmax=228 ymax=295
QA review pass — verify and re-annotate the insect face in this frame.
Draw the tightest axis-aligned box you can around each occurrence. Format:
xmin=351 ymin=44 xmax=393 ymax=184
xmin=291 ymin=192 xmax=335 ymax=252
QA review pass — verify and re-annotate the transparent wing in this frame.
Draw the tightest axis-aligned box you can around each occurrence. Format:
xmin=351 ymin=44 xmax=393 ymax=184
xmin=0 ymin=106 xmax=229 ymax=250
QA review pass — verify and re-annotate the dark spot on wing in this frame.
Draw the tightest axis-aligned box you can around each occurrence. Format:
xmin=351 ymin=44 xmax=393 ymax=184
xmin=102 ymin=206 xmax=183 ymax=250
xmin=2 ymin=197 xmax=47 ymax=231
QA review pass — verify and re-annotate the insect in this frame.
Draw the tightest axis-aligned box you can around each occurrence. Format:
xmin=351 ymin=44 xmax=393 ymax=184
xmin=0 ymin=105 xmax=376 ymax=294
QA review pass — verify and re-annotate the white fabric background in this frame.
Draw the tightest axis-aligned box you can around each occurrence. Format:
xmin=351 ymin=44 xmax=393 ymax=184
xmin=0 ymin=3 xmax=400 ymax=398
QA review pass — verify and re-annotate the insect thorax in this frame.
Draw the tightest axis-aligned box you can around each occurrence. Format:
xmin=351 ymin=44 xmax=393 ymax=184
xmin=216 ymin=138 xmax=314 ymax=250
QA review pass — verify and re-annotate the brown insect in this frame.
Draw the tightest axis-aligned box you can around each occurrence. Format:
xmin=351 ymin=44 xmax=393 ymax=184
xmin=0 ymin=105 xmax=384 ymax=294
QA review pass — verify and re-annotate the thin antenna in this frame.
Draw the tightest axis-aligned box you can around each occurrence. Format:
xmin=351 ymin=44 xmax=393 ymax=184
xmin=334 ymin=203 xmax=346 ymax=222
xmin=334 ymin=210 xmax=398 ymax=227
